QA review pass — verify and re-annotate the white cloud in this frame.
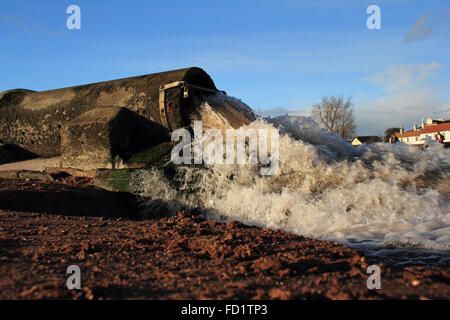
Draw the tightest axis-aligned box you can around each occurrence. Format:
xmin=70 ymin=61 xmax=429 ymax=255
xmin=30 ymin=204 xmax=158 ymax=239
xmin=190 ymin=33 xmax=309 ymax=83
xmin=357 ymin=89 xmax=449 ymax=134
xmin=403 ymin=14 xmax=434 ymax=44
xmin=402 ymin=11 xmax=450 ymax=45
xmin=0 ymin=15 xmax=67 ymax=35
xmin=0 ymin=15 xmax=33 ymax=33
xmin=364 ymin=63 xmax=442 ymax=92
xmin=357 ymin=63 xmax=449 ymax=135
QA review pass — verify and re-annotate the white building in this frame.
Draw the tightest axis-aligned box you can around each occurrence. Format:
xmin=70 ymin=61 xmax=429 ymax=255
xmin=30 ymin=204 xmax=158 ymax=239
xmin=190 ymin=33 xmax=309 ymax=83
xmin=395 ymin=118 xmax=450 ymax=146
xmin=351 ymin=136 xmax=381 ymax=146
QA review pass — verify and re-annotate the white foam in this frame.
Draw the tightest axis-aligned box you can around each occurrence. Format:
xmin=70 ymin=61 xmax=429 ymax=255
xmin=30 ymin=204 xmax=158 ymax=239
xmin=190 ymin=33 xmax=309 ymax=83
xmin=135 ymin=95 xmax=450 ymax=263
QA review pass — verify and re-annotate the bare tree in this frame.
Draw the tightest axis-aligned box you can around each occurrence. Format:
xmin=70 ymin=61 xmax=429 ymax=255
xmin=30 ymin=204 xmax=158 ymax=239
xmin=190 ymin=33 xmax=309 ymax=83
xmin=311 ymin=95 xmax=356 ymax=140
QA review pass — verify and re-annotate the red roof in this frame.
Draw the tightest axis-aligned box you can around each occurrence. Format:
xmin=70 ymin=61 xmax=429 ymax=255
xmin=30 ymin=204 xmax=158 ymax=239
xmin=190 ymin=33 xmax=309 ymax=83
xmin=396 ymin=122 xmax=450 ymax=138
xmin=396 ymin=131 xmax=419 ymax=138
xmin=420 ymin=122 xmax=450 ymax=134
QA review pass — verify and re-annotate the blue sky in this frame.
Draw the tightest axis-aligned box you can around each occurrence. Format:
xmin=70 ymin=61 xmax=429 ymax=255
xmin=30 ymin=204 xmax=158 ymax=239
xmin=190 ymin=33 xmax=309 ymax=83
xmin=1 ymin=0 xmax=449 ymax=135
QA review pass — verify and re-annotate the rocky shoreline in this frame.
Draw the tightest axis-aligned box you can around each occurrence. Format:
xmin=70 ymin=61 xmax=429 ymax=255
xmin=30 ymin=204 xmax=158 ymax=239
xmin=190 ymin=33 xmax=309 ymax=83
xmin=0 ymin=177 xmax=449 ymax=300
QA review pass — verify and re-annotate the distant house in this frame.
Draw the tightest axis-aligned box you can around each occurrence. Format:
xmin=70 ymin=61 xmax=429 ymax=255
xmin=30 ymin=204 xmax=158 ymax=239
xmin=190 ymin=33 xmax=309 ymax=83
xmin=395 ymin=118 xmax=450 ymax=147
xmin=351 ymin=136 xmax=381 ymax=146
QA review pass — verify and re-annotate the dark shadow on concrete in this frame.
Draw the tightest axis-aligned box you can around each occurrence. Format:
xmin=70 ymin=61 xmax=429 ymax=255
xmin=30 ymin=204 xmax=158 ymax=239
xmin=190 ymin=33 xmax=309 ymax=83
xmin=0 ymin=189 xmax=140 ymax=219
xmin=0 ymin=183 xmax=212 ymax=221
xmin=0 ymin=143 xmax=40 ymax=165
xmin=111 ymin=111 xmax=170 ymax=162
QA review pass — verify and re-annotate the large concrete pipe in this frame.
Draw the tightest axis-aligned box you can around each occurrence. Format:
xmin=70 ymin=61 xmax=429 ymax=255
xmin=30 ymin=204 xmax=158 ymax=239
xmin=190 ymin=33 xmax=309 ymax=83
xmin=0 ymin=67 xmax=220 ymax=157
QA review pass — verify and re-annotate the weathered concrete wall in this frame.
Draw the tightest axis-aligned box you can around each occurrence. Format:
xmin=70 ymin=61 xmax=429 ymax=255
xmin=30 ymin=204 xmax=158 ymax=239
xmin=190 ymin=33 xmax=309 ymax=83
xmin=0 ymin=68 xmax=217 ymax=156
xmin=61 ymin=107 xmax=168 ymax=170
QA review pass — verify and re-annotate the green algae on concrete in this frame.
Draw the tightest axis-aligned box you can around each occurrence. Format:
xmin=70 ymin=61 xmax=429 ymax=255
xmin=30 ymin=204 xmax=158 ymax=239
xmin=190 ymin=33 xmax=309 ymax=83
xmin=125 ymin=142 xmax=174 ymax=168
xmin=94 ymin=169 xmax=133 ymax=193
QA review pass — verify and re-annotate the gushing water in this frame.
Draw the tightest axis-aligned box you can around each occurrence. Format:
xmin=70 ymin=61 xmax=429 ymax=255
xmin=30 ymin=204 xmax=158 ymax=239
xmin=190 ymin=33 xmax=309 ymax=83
xmin=133 ymin=94 xmax=450 ymax=264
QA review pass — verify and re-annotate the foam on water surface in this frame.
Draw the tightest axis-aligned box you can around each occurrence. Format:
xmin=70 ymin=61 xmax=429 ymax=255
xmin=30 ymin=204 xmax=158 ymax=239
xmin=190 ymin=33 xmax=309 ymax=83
xmin=134 ymin=94 xmax=450 ymax=264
